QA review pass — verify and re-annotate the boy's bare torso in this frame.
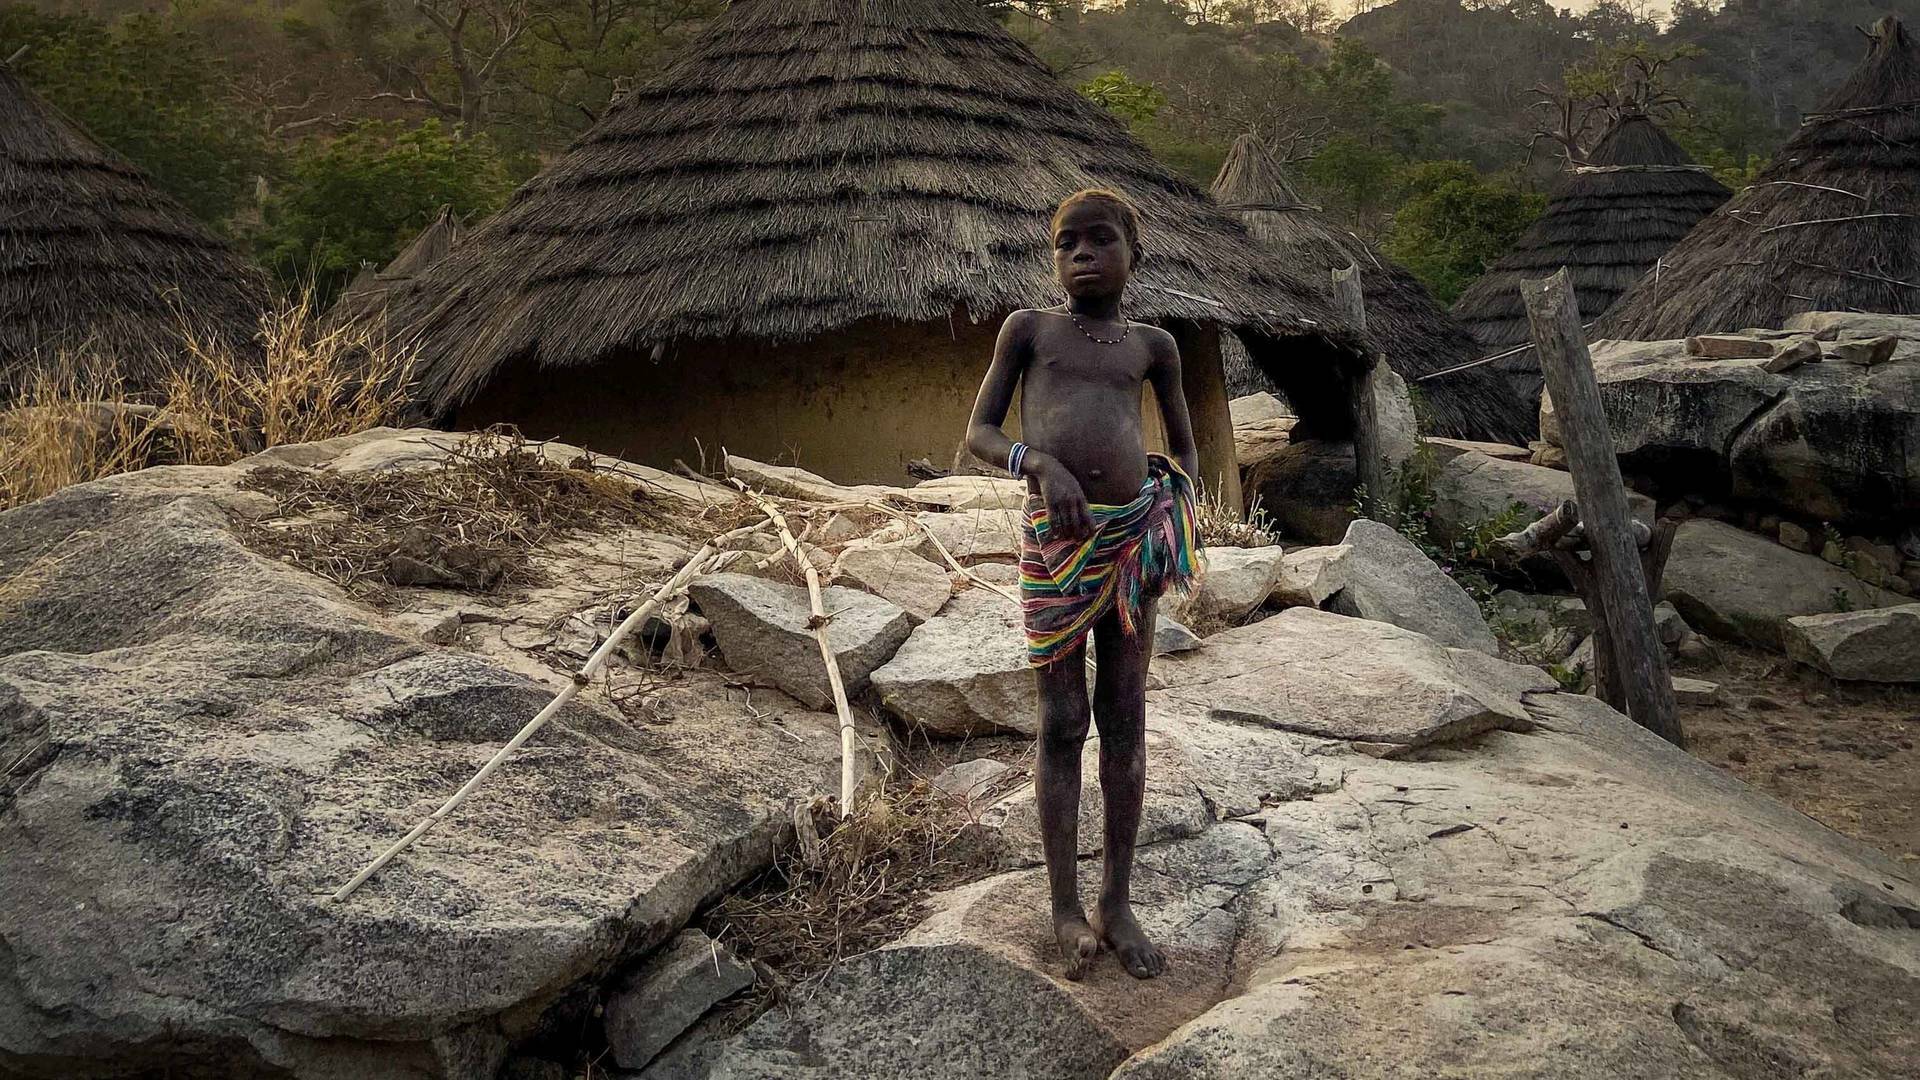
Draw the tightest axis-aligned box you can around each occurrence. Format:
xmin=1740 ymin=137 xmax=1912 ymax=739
xmin=1009 ymin=307 xmax=1169 ymax=505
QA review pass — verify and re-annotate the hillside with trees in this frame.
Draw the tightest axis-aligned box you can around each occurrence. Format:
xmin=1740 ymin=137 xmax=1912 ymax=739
xmin=2 ymin=0 xmax=1907 ymax=304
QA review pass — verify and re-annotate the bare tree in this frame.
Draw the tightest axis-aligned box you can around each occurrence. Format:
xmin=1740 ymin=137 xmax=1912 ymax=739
xmin=368 ymin=0 xmax=535 ymax=132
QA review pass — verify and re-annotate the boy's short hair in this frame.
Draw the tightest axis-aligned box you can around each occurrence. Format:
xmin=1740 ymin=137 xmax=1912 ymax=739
xmin=1052 ymin=188 xmax=1143 ymax=267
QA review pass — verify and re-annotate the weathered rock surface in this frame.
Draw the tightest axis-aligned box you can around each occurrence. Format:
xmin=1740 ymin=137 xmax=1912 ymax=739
xmin=1243 ymin=439 xmax=1356 ymax=545
xmin=911 ymin=508 xmax=1025 ymax=563
xmin=1155 ymin=608 xmax=1550 ymax=755
xmin=688 ymin=574 xmax=912 ymax=710
xmin=906 ymin=474 xmax=1028 ymax=512
xmin=0 ymin=466 xmax=843 ymax=1079
xmin=1167 ymin=543 xmax=1284 ymax=628
xmin=700 ymin=671 xmax=1920 ymax=1080
xmin=1327 ymin=519 xmax=1499 ymax=655
xmin=1428 ymin=448 xmax=1655 ymax=551
xmin=1271 ymin=544 xmax=1351 ymax=609
xmin=1152 ymin=615 xmax=1203 ymax=656
xmin=1784 ymin=603 xmax=1920 ymax=683
xmin=605 ymin=930 xmax=753 ymax=1071
xmin=1229 ymin=392 xmax=1290 ymax=426
xmin=1542 ymin=326 xmax=1920 ymax=527
xmin=1662 ymin=520 xmax=1901 ymax=649
xmin=870 ymin=589 xmax=1032 ymax=737
xmin=1424 ymin=437 xmax=1531 ymax=461
xmin=831 ymin=540 xmax=954 ymax=623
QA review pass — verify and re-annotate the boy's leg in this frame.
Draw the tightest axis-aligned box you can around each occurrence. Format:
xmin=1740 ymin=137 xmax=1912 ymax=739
xmin=1035 ymin=642 xmax=1099 ymax=978
xmin=1088 ymin=597 xmax=1167 ymax=979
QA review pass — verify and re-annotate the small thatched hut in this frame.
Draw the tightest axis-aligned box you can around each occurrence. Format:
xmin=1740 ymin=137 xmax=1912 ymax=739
xmin=1597 ymin=17 xmax=1920 ymax=340
xmin=1210 ymin=133 xmax=1532 ymax=445
xmin=383 ymin=0 xmax=1366 ymax=492
xmin=1451 ymin=111 xmax=1730 ymax=406
xmin=0 ymin=63 xmax=267 ymax=394
xmin=328 ymin=207 xmax=466 ymax=329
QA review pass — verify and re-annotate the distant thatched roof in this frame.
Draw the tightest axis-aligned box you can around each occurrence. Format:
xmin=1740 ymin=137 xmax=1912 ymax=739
xmin=328 ymin=206 xmax=466 ymax=329
xmin=0 ymin=64 xmax=267 ymax=393
xmin=1451 ymin=111 xmax=1730 ymax=351
xmin=385 ymin=0 xmax=1368 ymax=415
xmin=1211 ymin=133 xmax=1532 ymax=445
xmin=1597 ymin=17 xmax=1920 ymax=340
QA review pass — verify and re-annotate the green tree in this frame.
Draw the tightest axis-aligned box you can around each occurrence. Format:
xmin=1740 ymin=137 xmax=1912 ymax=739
xmin=1382 ymin=161 xmax=1544 ymax=305
xmin=0 ymin=6 xmax=268 ymax=225
xmin=1079 ymin=68 xmax=1167 ymax=124
xmin=1302 ymin=135 xmax=1403 ymax=231
xmin=255 ymin=119 xmax=514 ymax=299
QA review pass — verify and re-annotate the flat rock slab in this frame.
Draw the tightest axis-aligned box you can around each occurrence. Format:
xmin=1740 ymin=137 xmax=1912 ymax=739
xmin=605 ymin=930 xmax=752 ymax=1070
xmin=688 ymin=573 xmax=913 ymax=710
xmin=1663 ymin=520 xmax=1901 ymax=650
xmin=1784 ymin=603 xmax=1920 ymax=683
xmin=906 ymin=475 xmax=1029 ymax=511
xmin=1170 ymin=544 xmax=1285 ymax=627
xmin=869 ymin=589 xmax=1032 ymax=737
xmin=832 ymin=541 xmax=955 ymax=623
xmin=0 ymin=468 xmax=843 ymax=1079
xmin=1152 ymin=607 xmax=1553 ymax=755
xmin=724 ymin=454 xmax=908 ymax=504
xmin=1327 ymin=519 xmax=1499 ymax=655
xmin=1271 ymin=544 xmax=1351 ymax=608
xmin=911 ymin=508 xmax=1025 ymax=564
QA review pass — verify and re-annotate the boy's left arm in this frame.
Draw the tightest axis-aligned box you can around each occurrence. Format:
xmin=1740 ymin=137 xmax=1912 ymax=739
xmin=1146 ymin=328 xmax=1201 ymax=485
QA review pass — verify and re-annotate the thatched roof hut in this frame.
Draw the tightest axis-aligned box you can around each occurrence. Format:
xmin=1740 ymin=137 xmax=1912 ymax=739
xmin=0 ymin=63 xmax=267 ymax=394
xmin=328 ymin=206 xmax=466 ymax=329
xmin=1597 ymin=17 xmax=1920 ymax=340
xmin=1210 ymin=133 xmax=1532 ymax=445
xmin=383 ymin=0 xmax=1367 ymax=488
xmin=1451 ymin=111 xmax=1730 ymax=406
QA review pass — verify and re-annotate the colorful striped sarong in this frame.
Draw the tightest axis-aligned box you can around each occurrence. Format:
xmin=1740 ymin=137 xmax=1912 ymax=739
xmin=1019 ymin=454 xmax=1204 ymax=667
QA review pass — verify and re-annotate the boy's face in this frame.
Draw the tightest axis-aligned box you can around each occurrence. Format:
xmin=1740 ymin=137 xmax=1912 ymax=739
xmin=1052 ymin=202 xmax=1135 ymax=301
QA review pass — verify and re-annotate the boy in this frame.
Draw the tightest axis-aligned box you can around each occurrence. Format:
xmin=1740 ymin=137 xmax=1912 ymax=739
xmin=966 ymin=189 xmax=1204 ymax=981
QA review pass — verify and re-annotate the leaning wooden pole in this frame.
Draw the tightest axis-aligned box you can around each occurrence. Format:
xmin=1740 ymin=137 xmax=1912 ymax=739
xmin=734 ymin=482 xmax=860 ymax=818
xmin=1521 ymin=269 xmax=1682 ymax=746
xmin=331 ymin=523 xmax=762 ymax=902
xmin=1334 ymin=265 xmax=1390 ymax=520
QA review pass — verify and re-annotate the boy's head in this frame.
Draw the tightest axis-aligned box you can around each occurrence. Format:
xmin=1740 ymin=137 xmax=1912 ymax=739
xmin=1051 ymin=189 xmax=1143 ymax=300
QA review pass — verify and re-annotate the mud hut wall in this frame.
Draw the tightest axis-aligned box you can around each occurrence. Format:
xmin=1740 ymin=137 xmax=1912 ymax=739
xmin=451 ymin=316 xmax=1240 ymax=490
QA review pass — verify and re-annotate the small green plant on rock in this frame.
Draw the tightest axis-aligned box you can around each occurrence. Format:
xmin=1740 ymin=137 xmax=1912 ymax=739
xmin=1353 ymin=443 xmax=1533 ymax=617
xmin=1831 ymin=587 xmax=1855 ymax=613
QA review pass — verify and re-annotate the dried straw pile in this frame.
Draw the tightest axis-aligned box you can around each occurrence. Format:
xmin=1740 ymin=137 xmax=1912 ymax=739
xmin=0 ymin=65 xmax=268 ymax=396
xmin=1211 ymin=134 xmax=1532 ymax=444
xmin=383 ymin=0 xmax=1368 ymax=417
xmin=1597 ymin=16 xmax=1920 ymax=340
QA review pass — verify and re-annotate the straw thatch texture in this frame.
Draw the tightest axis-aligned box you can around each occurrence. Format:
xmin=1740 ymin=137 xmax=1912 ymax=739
xmin=1452 ymin=114 xmax=1730 ymax=351
xmin=0 ymin=65 xmax=268 ymax=394
xmin=1211 ymin=134 xmax=1532 ymax=444
xmin=1597 ymin=17 xmax=1920 ymax=341
xmin=385 ymin=0 xmax=1367 ymax=416
xmin=328 ymin=207 xmax=466 ymax=329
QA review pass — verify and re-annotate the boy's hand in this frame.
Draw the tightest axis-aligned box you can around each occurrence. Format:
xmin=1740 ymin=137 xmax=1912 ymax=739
xmin=1035 ymin=459 xmax=1094 ymax=542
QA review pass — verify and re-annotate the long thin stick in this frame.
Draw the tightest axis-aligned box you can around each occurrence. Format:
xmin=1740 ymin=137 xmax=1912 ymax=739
xmin=733 ymin=481 xmax=861 ymax=818
xmin=332 ymin=524 xmax=761 ymax=902
xmin=867 ymin=501 xmax=1020 ymax=606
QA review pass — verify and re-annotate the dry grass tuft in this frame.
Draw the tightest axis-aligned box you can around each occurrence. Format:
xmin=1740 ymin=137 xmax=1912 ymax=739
xmin=238 ymin=431 xmax=660 ymax=596
xmin=1 ymin=291 xmax=416 ymax=512
xmin=1196 ymin=487 xmax=1280 ymax=550
xmin=706 ymin=780 xmax=987 ymax=1002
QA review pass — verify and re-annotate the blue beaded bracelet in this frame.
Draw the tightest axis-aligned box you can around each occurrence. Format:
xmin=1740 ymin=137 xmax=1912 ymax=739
xmin=1007 ymin=441 xmax=1028 ymax=478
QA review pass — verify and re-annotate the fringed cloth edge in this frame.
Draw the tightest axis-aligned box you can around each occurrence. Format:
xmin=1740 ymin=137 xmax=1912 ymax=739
xmin=1019 ymin=454 xmax=1204 ymax=667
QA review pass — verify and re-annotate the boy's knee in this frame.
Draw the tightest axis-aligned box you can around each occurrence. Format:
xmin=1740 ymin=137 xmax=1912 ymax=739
xmin=1041 ymin=714 xmax=1091 ymax=752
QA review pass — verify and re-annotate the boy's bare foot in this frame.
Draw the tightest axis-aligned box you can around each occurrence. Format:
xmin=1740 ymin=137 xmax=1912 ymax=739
xmin=1092 ymin=900 xmax=1166 ymax=979
xmin=1054 ymin=911 xmax=1101 ymax=980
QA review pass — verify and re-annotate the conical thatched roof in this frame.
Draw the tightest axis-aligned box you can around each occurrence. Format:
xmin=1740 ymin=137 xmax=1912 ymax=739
xmin=1597 ymin=17 xmax=1920 ymax=340
xmin=328 ymin=206 xmax=466 ymax=328
xmin=385 ymin=0 xmax=1367 ymax=415
xmin=1452 ymin=113 xmax=1731 ymax=351
xmin=1211 ymin=134 xmax=1531 ymax=444
xmin=0 ymin=64 xmax=267 ymax=393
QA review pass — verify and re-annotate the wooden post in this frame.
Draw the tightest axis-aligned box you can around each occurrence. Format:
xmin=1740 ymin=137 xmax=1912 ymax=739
xmin=1521 ymin=270 xmax=1682 ymax=746
xmin=1335 ymin=266 xmax=1388 ymax=518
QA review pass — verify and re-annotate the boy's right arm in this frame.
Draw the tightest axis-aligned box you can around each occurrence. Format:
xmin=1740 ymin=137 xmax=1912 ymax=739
xmin=966 ymin=311 xmax=1092 ymax=539
xmin=965 ymin=310 xmax=1033 ymax=472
